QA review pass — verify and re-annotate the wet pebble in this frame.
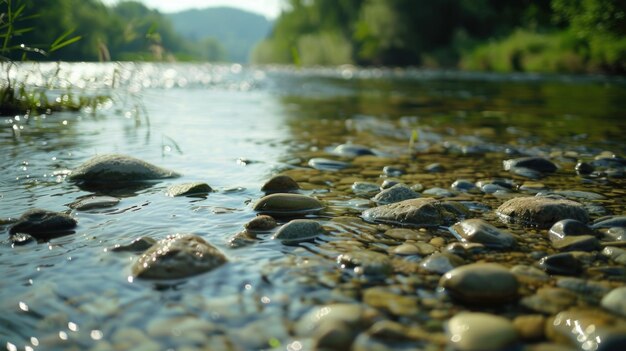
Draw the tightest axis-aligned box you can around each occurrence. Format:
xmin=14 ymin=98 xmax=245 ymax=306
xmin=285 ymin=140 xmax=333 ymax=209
xmin=383 ymin=228 xmax=431 ymax=241
xmin=510 ymin=265 xmax=550 ymax=283
xmin=549 ymin=190 xmax=606 ymax=200
xmin=520 ymin=287 xmax=577 ymax=314
xmin=272 ymin=219 xmax=325 ymax=244
xmin=547 ymin=309 xmax=626 ymax=351
xmin=9 ymin=233 xmax=35 ymax=245
xmin=338 ymin=251 xmax=393 ymax=277
xmin=605 ymin=227 xmax=626 ymax=241
xmin=380 ymin=179 xmax=399 ymax=189
xmin=538 ymin=252 xmax=582 ymax=276
xmin=68 ymin=154 xmax=179 ymax=182
xmin=363 ymin=198 xmax=470 ymax=227
xmin=592 ymin=215 xmax=626 ymax=230
xmin=481 ymin=183 xmax=511 ymax=194
xmin=111 ymin=236 xmax=156 ymax=252
xmin=423 ymin=187 xmax=456 ymax=198
xmin=333 ymin=144 xmax=375 ymax=157
xmin=451 ymin=179 xmax=478 ymax=193
xmin=575 ymin=162 xmax=594 ymax=175
xmin=548 ymin=219 xmax=594 ymax=241
xmin=308 ymin=157 xmax=350 ymax=171
xmin=602 ymin=246 xmax=626 ymax=265
xmin=551 ymin=235 xmax=600 ymax=252
xmin=371 ymin=183 xmax=419 ymax=205
xmin=244 ymin=215 xmax=277 ymax=231
xmin=9 ymin=209 xmax=77 ymax=236
xmin=513 ymin=315 xmax=546 ymax=341
xmin=444 ymin=242 xmax=486 ymax=257
xmin=496 ymin=196 xmax=588 ymax=228
xmin=253 ymin=193 xmax=324 ymax=216
xmin=449 ymin=219 xmax=516 ymax=249
xmin=439 ymin=263 xmax=519 ymax=304
xmin=261 ymin=175 xmax=300 ymax=193
xmin=503 ymin=157 xmax=557 ymax=173
xmin=131 ymin=234 xmax=227 ymax=279
xmin=228 ymin=230 xmax=257 ymax=248
xmin=69 ymin=195 xmax=120 ymax=210
xmin=420 ymin=253 xmax=464 ymax=274
xmin=447 ymin=312 xmax=518 ymax=351
xmin=382 ymin=166 xmax=404 ymax=177
xmin=425 ymin=163 xmax=444 ymax=173
xmin=351 ymin=181 xmax=380 ymax=196
xmin=601 ymin=286 xmax=626 ymax=318
xmin=166 ymin=182 xmax=212 ymax=197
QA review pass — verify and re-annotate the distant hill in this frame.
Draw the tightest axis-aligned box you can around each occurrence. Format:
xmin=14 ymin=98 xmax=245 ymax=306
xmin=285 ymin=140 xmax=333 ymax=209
xmin=167 ymin=7 xmax=273 ymax=63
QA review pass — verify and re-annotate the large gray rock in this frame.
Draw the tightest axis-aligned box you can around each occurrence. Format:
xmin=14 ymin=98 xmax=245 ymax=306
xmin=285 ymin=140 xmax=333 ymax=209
xmin=10 ymin=209 xmax=77 ymax=236
xmin=449 ymin=219 xmax=516 ymax=249
xmin=131 ymin=234 xmax=227 ymax=279
xmin=496 ymin=196 xmax=588 ymax=228
xmin=362 ymin=198 xmax=469 ymax=227
xmin=68 ymin=154 xmax=179 ymax=182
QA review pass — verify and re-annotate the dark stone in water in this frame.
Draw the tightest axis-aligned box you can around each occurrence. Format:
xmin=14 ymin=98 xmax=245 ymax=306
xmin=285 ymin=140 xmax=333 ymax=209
xmin=253 ymin=193 xmax=324 ymax=217
xmin=503 ymin=157 xmax=557 ymax=173
xmin=68 ymin=154 xmax=180 ymax=183
xmin=111 ymin=237 xmax=156 ymax=252
xmin=166 ymin=182 xmax=212 ymax=197
xmin=333 ymin=144 xmax=375 ymax=157
xmin=451 ymin=179 xmax=478 ymax=193
xmin=9 ymin=209 xmax=77 ymax=237
xmin=439 ymin=263 xmax=519 ymax=305
xmin=362 ymin=198 xmax=470 ymax=227
xmin=425 ymin=163 xmax=444 ymax=173
xmin=551 ymin=235 xmax=600 ymax=252
xmin=308 ymin=158 xmax=350 ymax=171
xmin=449 ymin=219 xmax=516 ymax=249
xmin=10 ymin=233 xmax=35 ymax=245
xmin=549 ymin=219 xmax=595 ymax=241
xmin=592 ymin=216 xmax=626 ymax=230
xmin=261 ymin=175 xmax=300 ymax=194
xmin=539 ymin=253 xmax=582 ymax=276
xmin=575 ymin=162 xmax=594 ymax=175
xmin=69 ymin=195 xmax=120 ymax=210
xmin=380 ymin=179 xmax=399 ymax=189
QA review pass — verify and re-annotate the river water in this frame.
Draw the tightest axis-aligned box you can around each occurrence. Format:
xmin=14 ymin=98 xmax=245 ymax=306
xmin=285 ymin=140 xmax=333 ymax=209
xmin=1 ymin=63 xmax=625 ymax=350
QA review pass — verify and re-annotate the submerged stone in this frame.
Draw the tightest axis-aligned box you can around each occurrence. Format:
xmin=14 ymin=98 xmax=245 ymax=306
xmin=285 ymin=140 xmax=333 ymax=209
xmin=308 ymin=158 xmax=350 ymax=171
xmin=131 ymin=234 xmax=227 ymax=279
xmin=68 ymin=154 xmax=179 ymax=182
xmin=601 ymin=287 xmax=626 ymax=318
xmin=420 ymin=253 xmax=464 ymax=274
xmin=547 ymin=309 xmax=626 ymax=351
xmin=272 ymin=219 xmax=325 ymax=244
xmin=551 ymin=235 xmax=600 ymax=252
xmin=362 ymin=198 xmax=470 ymax=227
xmin=538 ymin=253 xmax=582 ymax=276
xmin=503 ymin=157 xmax=557 ymax=173
xmin=333 ymin=144 xmax=375 ymax=157
xmin=592 ymin=216 xmax=626 ymax=230
xmin=69 ymin=195 xmax=120 ymax=210
xmin=449 ymin=219 xmax=516 ymax=249
xmin=111 ymin=236 xmax=156 ymax=252
xmin=9 ymin=209 xmax=77 ymax=236
xmin=439 ymin=263 xmax=519 ymax=304
xmin=447 ymin=312 xmax=518 ymax=351
xmin=371 ymin=183 xmax=419 ymax=205
xmin=337 ymin=251 xmax=393 ymax=277
xmin=261 ymin=175 xmax=300 ymax=194
xmin=244 ymin=215 xmax=277 ymax=231
xmin=253 ymin=193 xmax=324 ymax=216
xmin=10 ymin=233 xmax=36 ymax=245
xmin=496 ymin=196 xmax=588 ymax=228
xmin=351 ymin=181 xmax=380 ymax=196
xmin=166 ymin=182 xmax=212 ymax=197
xmin=548 ymin=219 xmax=594 ymax=241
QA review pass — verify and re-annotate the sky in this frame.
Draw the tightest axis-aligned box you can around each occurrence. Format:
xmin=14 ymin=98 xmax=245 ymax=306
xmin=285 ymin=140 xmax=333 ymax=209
xmin=101 ymin=0 xmax=283 ymax=19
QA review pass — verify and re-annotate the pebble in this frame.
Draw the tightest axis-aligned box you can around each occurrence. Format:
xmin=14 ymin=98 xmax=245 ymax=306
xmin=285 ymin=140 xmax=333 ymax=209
xmin=513 ymin=315 xmax=546 ymax=340
xmin=496 ymin=196 xmax=588 ymax=228
xmin=131 ymin=234 xmax=227 ymax=279
xmin=547 ymin=309 xmax=626 ymax=351
xmin=592 ymin=215 xmax=626 ymax=229
xmin=423 ymin=187 xmax=456 ymax=198
xmin=382 ymin=166 xmax=404 ymax=176
xmin=575 ymin=162 xmax=594 ymax=175
xmin=425 ymin=163 xmax=444 ymax=173
xmin=371 ymin=183 xmax=420 ymax=205
xmin=111 ymin=236 xmax=156 ymax=252
xmin=383 ymin=228 xmax=431 ymax=241
xmin=68 ymin=154 xmax=179 ymax=182
xmin=447 ymin=312 xmax=518 ymax=351
xmin=444 ymin=242 xmax=486 ymax=257
xmin=503 ymin=157 xmax=557 ymax=173
xmin=351 ymin=181 xmax=380 ymax=196
xmin=333 ymin=144 xmax=375 ymax=157
xmin=538 ymin=252 xmax=582 ymax=275
xmin=481 ymin=183 xmax=511 ymax=194
xmin=510 ymin=265 xmax=550 ymax=283
xmin=253 ymin=193 xmax=324 ymax=216
xmin=601 ymin=246 xmax=626 ymax=265
xmin=166 ymin=182 xmax=212 ymax=197
xmin=606 ymin=227 xmax=626 ymax=241
xmin=308 ymin=157 xmax=350 ymax=171
xmin=295 ymin=303 xmax=379 ymax=343
xmin=449 ymin=219 xmax=516 ymax=249
xmin=337 ymin=251 xmax=393 ymax=277
xmin=244 ymin=215 xmax=277 ymax=231
xmin=551 ymin=235 xmax=600 ymax=252
xmin=272 ymin=219 xmax=325 ymax=244
xmin=550 ymin=190 xmax=606 ymax=200
xmin=601 ymin=287 xmax=626 ymax=318
xmin=9 ymin=209 xmax=77 ymax=236
xmin=548 ymin=219 xmax=594 ymax=241
xmin=380 ymin=179 xmax=399 ymax=189
xmin=228 ymin=230 xmax=257 ymax=248
xmin=68 ymin=195 xmax=120 ymax=210
xmin=439 ymin=263 xmax=519 ymax=304
xmin=9 ymin=233 xmax=35 ymax=245
xmin=451 ymin=179 xmax=478 ymax=193
xmin=520 ymin=287 xmax=578 ymax=314
xmin=420 ymin=253 xmax=464 ymax=274
xmin=362 ymin=198 xmax=469 ymax=227
xmin=261 ymin=175 xmax=300 ymax=193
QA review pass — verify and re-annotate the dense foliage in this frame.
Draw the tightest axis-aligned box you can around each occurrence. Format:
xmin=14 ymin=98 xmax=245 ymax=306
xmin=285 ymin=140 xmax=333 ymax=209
xmin=253 ymin=0 xmax=626 ymax=74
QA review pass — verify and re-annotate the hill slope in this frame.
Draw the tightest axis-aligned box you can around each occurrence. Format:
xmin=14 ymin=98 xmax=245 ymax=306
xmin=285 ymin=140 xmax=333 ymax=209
xmin=167 ymin=7 xmax=272 ymax=63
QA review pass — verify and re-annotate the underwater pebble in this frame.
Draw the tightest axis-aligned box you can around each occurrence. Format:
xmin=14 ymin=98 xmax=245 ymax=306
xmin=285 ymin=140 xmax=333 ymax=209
xmin=111 ymin=236 xmax=156 ymax=252
xmin=166 ymin=182 xmax=212 ymax=197
xmin=592 ymin=216 xmax=626 ymax=230
xmin=261 ymin=175 xmax=300 ymax=193
xmin=551 ymin=235 xmax=600 ymax=252
xmin=68 ymin=154 xmax=179 ymax=182
xmin=449 ymin=218 xmax=516 ymax=249
xmin=69 ymin=195 xmax=120 ymax=210
xmin=425 ymin=163 xmax=444 ymax=173
xmin=520 ymin=287 xmax=577 ymax=314
xmin=9 ymin=209 xmax=77 ymax=236
xmin=547 ymin=309 xmax=626 ymax=351
xmin=253 ymin=193 xmax=324 ymax=216
xmin=439 ymin=263 xmax=518 ymax=304
xmin=371 ymin=183 xmax=419 ymax=205
xmin=333 ymin=144 xmax=375 ymax=157
xmin=308 ymin=157 xmax=350 ymax=171
xmin=352 ymin=181 xmax=380 ymax=196
xmin=337 ymin=251 xmax=393 ymax=277
xmin=451 ymin=179 xmax=478 ymax=193
xmin=447 ymin=312 xmax=518 ymax=351
xmin=244 ymin=215 xmax=277 ymax=231
xmin=601 ymin=286 xmax=626 ymax=318
xmin=513 ymin=315 xmax=546 ymax=341
xmin=363 ymin=198 xmax=469 ymax=227
xmin=496 ymin=196 xmax=588 ymax=228
xmin=272 ymin=219 xmax=325 ymax=244
xmin=538 ymin=252 xmax=582 ymax=276
xmin=420 ymin=253 xmax=464 ymax=274
xmin=382 ymin=166 xmax=404 ymax=177
xmin=503 ymin=157 xmax=557 ymax=173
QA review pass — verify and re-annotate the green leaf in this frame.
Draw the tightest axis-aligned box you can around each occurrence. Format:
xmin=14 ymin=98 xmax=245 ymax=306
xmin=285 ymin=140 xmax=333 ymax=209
xmin=49 ymin=35 xmax=81 ymax=52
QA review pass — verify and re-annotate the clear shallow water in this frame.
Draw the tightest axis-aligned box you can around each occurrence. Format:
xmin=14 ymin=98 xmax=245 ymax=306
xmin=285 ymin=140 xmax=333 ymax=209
xmin=1 ymin=63 xmax=625 ymax=350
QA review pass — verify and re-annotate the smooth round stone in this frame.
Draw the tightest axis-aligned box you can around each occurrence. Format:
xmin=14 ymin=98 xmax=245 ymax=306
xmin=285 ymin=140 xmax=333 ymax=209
xmin=550 ymin=190 xmax=606 ymax=200
xmin=481 ymin=183 xmax=511 ymax=194
xmin=496 ymin=196 xmax=588 ymax=228
xmin=244 ymin=215 xmax=277 ymax=231
xmin=444 ymin=242 xmax=486 ymax=257
xmin=351 ymin=181 xmax=380 ymax=196
xmin=551 ymin=235 xmax=600 ymax=252
xmin=538 ymin=252 xmax=582 ymax=275
xmin=371 ymin=184 xmax=419 ymax=205
xmin=308 ymin=158 xmax=350 ymax=171
xmin=166 ymin=182 xmax=212 ymax=197
xmin=131 ymin=234 xmax=227 ymax=279
xmin=513 ymin=315 xmax=546 ymax=341
xmin=383 ymin=228 xmax=431 ymax=241
xmin=606 ymin=227 xmax=626 ymax=241
xmin=261 ymin=175 xmax=300 ymax=193
xmin=228 ymin=230 xmax=257 ymax=248
xmin=253 ymin=193 xmax=324 ymax=216
xmin=549 ymin=219 xmax=594 ymax=241
xmin=449 ymin=219 xmax=516 ymax=249
xmin=510 ymin=265 xmax=550 ymax=283
xmin=503 ymin=157 xmax=557 ymax=173
xmin=447 ymin=312 xmax=518 ymax=351
xmin=519 ymin=182 xmax=547 ymax=193
xmin=333 ymin=144 xmax=375 ymax=157
xmin=476 ymin=178 xmax=516 ymax=189
xmin=420 ymin=253 xmax=464 ymax=274
xmin=68 ymin=154 xmax=179 ymax=182
xmin=520 ymin=288 xmax=578 ymax=314
xmin=439 ymin=263 xmax=519 ymax=304
xmin=392 ymin=243 xmax=421 ymax=256
xmin=602 ymin=246 xmax=626 ymax=265
xmin=451 ymin=179 xmax=478 ymax=193
xmin=9 ymin=209 xmax=77 ymax=236
xmin=601 ymin=287 xmax=626 ymax=318
xmin=592 ymin=216 xmax=626 ymax=229
xmin=547 ymin=309 xmax=626 ymax=351
xmin=509 ymin=166 xmax=543 ymax=179
xmin=382 ymin=166 xmax=404 ymax=177
xmin=295 ymin=303 xmax=379 ymax=338
xmin=380 ymin=179 xmax=399 ymax=189
xmin=111 ymin=237 xmax=156 ymax=252
xmin=272 ymin=219 xmax=325 ymax=244
xmin=69 ymin=195 xmax=120 ymax=210
xmin=337 ymin=251 xmax=393 ymax=277
xmin=425 ymin=163 xmax=444 ymax=173
xmin=423 ymin=187 xmax=456 ymax=198
xmin=575 ymin=162 xmax=594 ymax=175
xmin=362 ymin=198 xmax=470 ymax=227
